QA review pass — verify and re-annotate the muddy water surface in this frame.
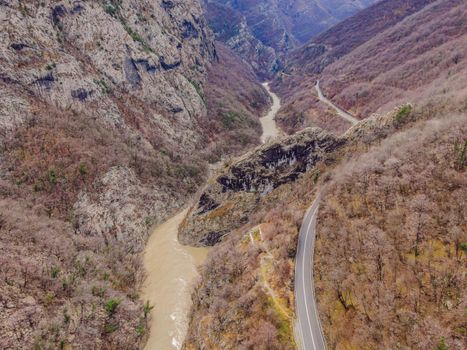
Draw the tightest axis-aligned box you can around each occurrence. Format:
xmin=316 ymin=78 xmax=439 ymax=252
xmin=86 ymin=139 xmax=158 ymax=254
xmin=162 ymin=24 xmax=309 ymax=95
xmin=142 ymin=210 xmax=208 ymax=350
xmin=260 ymin=82 xmax=282 ymax=143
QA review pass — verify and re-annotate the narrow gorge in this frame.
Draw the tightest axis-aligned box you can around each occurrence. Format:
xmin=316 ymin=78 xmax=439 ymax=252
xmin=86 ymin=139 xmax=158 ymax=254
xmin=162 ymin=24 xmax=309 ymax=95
xmin=1 ymin=1 xmax=465 ymax=349
xmin=141 ymin=83 xmax=282 ymax=349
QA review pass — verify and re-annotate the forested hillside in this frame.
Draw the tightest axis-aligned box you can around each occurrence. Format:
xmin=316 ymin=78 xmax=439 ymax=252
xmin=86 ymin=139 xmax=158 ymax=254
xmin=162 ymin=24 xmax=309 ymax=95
xmin=273 ymin=0 xmax=466 ymax=134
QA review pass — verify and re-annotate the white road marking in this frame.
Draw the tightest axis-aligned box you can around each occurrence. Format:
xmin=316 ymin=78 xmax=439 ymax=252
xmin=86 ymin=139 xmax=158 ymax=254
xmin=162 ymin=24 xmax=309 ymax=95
xmin=301 ymin=199 xmax=320 ymax=349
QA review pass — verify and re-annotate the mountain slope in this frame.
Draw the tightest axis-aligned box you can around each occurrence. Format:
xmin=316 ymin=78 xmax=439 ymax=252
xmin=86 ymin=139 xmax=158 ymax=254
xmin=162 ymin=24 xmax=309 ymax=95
xmin=273 ymin=0 xmax=467 ymax=134
xmin=0 ymin=1 xmax=268 ymax=348
xmin=183 ymin=1 xmax=467 ymax=348
xmin=204 ymin=0 xmax=379 ymax=78
xmin=315 ymin=115 xmax=466 ymax=349
xmin=183 ymin=100 xmax=466 ymax=350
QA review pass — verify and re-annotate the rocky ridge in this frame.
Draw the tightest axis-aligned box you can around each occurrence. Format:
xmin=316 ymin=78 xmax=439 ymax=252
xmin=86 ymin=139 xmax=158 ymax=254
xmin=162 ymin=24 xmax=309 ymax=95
xmin=178 ymin=105 xmax=413 ymax=247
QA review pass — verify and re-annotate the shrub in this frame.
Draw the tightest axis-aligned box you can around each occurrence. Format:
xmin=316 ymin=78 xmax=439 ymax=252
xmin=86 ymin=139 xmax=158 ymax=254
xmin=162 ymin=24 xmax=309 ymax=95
xmin=104 ymin=298 xmax=120 ymax=315
xmin=105 ymin=4 xmax=117 ymax=17
xmin=48 ymin=169 xmax=57 ymax=184
xmin=394 ymin=104 xmax=412 ymax=123
xmin=188 ymin=79 xmax=204 ymax=101
xmin=143 ymin=300 xmax=154 ymax=319
xmin=437 ymin=338 xmax=449 ymax=350
xmin=45 ymin=63 xmax=56 ymax=71
xmin=51 ymin=267 xmax=60 ymax=279
xmin=63 ymin=311 xmax=70 ymax=324
xmin=136 ymin=323 xmax=145 ymax=336
xmin=93 ymin=79 xmax=111 ymax=94
xmin=123 ymin=25 xmax=154 ymax=53
xmin=222 ymin=111 xmax=241 ymax=129
xmin=78 ymin=162 xmax=87 ymax=176
xmin=104 ymin=322 xmax=119 ymax=333
xmin=454 ymin=139 xmax=466 ymax=170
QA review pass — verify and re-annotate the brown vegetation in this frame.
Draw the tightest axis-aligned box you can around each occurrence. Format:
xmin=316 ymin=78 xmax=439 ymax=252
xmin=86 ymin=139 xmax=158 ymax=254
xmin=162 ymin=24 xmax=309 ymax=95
xmin=315 ymin=115 xmax=467 ymax=349
xmin=202 ymin=42 xmax=270 ymax=162
xmin=184 ymin=165 xmax=321 ymax=350
xmin=0 ymin=1 xmax=269 ymax=348
xmin=183 ymin=104 xmax=419 ymax=349
xmin=272 ymin=0 xmax=467 ymax=134
xmin=184 ymin=102 xmax=466 ymax=349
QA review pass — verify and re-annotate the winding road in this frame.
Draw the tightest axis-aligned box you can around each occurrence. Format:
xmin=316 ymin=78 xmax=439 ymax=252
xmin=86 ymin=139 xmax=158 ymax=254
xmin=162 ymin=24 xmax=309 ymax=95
xmin=295 ymin=83 xmax=357 ymax=349
xmin=295 ymin=194 xmax=327 ymax=350
xmin=315 ymin=81 xmax=358 ymax=125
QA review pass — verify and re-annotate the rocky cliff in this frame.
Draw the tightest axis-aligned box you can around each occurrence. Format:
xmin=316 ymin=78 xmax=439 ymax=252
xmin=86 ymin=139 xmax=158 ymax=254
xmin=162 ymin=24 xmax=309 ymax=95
xmin=179 ymin=127 xmax=345 ymax=246
xmin=204 ymin=0 xmax=379 ymax=78
xmin=0 ymin=1 xmax=268 ymax=348
xmin=178 ymin=103 xmax=421 ymax=247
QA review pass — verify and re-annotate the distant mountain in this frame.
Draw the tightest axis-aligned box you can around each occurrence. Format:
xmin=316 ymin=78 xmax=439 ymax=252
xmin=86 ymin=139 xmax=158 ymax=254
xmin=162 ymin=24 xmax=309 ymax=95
xmin=204 ymin=0 xmax=379 ymax=78
xmin=273 ymin=0 xmax=467 ymax=134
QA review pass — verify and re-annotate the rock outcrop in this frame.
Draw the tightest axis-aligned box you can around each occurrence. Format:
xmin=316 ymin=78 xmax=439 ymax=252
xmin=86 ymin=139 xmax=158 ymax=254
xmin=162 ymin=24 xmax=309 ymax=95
xmin=178 ymin=104 xmax=419 ymax=247
xmin=179 ymin=127 xmax=345 ymax=246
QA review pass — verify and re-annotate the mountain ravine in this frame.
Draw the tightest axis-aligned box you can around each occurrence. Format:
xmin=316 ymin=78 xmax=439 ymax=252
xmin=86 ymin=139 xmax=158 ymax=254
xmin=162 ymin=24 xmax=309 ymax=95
xmin=141 ymin=81 xmax=282 ymax=349
xmin=0 ymin=0 xmax=268 ymax=348
xmin=1 ymin=0 xmax=466 ymax=349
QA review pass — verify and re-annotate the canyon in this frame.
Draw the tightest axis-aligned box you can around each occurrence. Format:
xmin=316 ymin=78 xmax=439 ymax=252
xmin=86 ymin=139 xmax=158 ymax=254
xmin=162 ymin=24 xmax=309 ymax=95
xmin=0 ymin=0 xmax=267 ymax=348
xmin=141 ymin=84 xmax=281 ymax=349
xmin=204 ymin=0 xmax=380 ymax=78
xmin=0 ymin=0 xmax=466 ymax=349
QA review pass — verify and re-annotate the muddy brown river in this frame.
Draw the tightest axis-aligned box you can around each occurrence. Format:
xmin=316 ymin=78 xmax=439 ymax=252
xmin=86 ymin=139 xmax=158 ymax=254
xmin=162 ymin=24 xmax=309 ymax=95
xmin=260 ymin=82 xmax=282 ymax=142
xmin=141 ymin=82 xmax=281 ymax=350
xmin=141 ymin=210 xmax=207 ymax=350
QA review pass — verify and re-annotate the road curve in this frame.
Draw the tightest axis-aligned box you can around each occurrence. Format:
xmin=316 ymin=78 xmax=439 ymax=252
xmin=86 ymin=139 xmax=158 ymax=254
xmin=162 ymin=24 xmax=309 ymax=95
xmin=315 ymin=81 xmax=359 ymax=125
xmin=295 ymin=194 xmax=327 ymax=350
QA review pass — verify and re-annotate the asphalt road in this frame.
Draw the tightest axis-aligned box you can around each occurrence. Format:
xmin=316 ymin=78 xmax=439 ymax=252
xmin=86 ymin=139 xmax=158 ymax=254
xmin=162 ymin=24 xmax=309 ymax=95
xmin=315 ymin=80 xmax=359 ymax=125
xmin=295 ymin=194 xmax=327 ymax=350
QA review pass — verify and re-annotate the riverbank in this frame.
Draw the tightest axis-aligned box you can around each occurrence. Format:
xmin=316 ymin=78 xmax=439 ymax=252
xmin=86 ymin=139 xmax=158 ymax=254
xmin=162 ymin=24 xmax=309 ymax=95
xmin=141 ymin=82 xmax=282 ymax=349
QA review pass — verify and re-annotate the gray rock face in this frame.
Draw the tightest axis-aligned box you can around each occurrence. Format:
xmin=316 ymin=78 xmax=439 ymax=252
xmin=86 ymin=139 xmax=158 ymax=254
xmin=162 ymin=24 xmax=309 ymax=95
xmin=204 ymin=0 xmax=379 ymax=78
xmin=178 ymin=127 xmax=345 ymax=246
xmin=0 ymin=0 xmax=217 ymax=248
xmin=1 ymin=0 xmax=215 ymax=138
xmin=0 ymin=2 xmax=217 ymax=347
xmin=123 ymin=57 xmax=142 ymax=87
xmin=217 ymin=128 xmax=343 ymax=193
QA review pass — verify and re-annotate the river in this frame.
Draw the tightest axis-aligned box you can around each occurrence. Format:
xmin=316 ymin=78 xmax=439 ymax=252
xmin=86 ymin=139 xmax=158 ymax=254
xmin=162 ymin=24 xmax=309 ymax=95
xmin=260 ymin=82 xmax=282 ymax=142
xmin=141 ymin=82 xmax=281 ymax=350
xmin=141 ymin=210 xmax=208 ymax=350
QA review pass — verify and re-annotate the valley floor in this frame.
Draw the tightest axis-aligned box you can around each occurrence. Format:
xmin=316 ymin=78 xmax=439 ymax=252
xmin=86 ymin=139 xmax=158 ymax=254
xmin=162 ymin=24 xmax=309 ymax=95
xmin=141 ymin=83 xmax=282 ymax=349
